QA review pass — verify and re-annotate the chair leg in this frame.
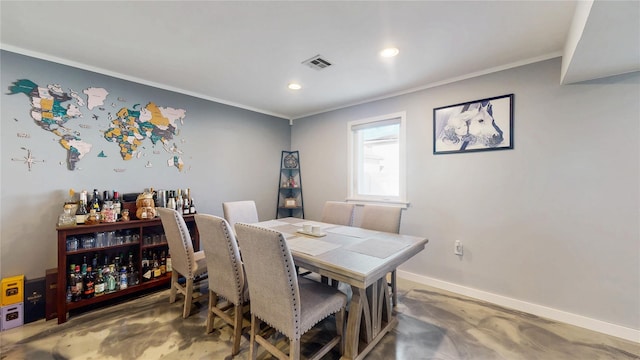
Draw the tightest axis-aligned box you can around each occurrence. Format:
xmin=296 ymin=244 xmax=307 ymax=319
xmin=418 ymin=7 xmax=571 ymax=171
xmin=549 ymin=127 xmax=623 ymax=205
xmin=290 ymin=338 xmax=301 ymax=360
xmin=336 ymin=308 xmax=345 ymax=355
xmin=231 ymin=303 xmax=243 ymax=355
xmin=249 ymin=314 xmax=258 ymax=360
xmin=169 ymin=271 xmax=178 ymax=304
xmin=183 ymin=278 xmax=194 ymax=318
xmin=206 ymin=290 xmax=217 ymax=333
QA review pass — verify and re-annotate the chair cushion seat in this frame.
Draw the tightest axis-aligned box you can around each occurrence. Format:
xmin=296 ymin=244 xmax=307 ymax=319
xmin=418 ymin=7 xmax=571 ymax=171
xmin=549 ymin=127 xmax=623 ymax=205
xmin=297 ymin=277 xmax=347 ymax=337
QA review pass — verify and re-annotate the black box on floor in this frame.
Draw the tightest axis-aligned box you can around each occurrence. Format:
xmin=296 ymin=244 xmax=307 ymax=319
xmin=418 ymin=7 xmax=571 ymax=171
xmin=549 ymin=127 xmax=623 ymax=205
xmin=24 ymin=277 xmax=45 ymax=324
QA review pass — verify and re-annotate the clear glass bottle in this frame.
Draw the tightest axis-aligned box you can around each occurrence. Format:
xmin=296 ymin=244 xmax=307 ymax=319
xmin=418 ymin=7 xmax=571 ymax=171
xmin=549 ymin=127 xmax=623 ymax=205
xmin=58 ymin=205 xmax=76 ymax=227
xmin=119 ymin=266 xmax=128 ymax=290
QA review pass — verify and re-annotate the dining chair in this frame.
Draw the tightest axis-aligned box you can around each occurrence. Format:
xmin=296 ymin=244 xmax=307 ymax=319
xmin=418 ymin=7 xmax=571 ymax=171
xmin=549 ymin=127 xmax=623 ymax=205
xmin=235 ymin=223 xmax=346 ymax=360
xmin=321 ymin=201 xmax=355 ymax=226
xmin=157 ymin=208 xmax=208 ymax=318
xmin=195 ymin=214 xmax=250 ymax=356
xmin=222 ymin=200 xmax=259 ymax=233
xmin=360 ymin=204 xmax=403 ymax=307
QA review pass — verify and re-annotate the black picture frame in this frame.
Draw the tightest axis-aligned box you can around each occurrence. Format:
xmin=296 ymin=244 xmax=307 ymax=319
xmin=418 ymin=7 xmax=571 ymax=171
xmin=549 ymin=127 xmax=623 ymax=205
xmin=433 ymin=94 xmax=514 ymax=154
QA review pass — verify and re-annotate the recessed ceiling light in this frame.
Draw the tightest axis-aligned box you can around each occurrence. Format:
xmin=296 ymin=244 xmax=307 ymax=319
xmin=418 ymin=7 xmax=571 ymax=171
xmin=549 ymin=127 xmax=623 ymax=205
xmin=380 ymin=47 xmax=399 ymax=58
xmin=288 ymin=83 xmax=302 ymax=90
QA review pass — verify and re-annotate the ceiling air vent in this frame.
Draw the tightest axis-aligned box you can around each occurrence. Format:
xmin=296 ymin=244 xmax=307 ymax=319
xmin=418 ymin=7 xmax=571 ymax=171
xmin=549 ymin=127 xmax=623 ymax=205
xmin=302 ymin=55 xmax=332 ymax=70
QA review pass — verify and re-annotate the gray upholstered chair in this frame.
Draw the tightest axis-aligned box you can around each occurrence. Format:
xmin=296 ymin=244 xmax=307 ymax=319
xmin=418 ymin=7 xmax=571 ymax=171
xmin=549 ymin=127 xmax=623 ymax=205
xmin=360 ymin=204 xmax=403 ymax=307
xmin=235 ymin=223 xmax=346 ymax=360
xmin=222 ymin=200 xmax=259 ymax=233
xmin=157 ymin=208 xmax=207 ymax=318
xmin=321 ymin=201 xmax=355 ymax=226
xmin=195 ymin=214 xmax=249 ymax=356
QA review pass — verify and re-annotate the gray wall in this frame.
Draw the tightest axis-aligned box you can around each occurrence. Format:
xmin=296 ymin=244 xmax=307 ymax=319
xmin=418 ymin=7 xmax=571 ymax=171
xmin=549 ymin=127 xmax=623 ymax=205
xmin=0 ymin=50 xmax=291 ymax=280
xmin=292 ymin=58 xmax=640 ymax=330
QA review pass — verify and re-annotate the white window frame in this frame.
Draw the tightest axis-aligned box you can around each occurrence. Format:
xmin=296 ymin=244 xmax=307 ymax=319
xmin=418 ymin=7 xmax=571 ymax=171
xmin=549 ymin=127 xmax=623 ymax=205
xmin=347 ymin=111 xmax=408 ymax=207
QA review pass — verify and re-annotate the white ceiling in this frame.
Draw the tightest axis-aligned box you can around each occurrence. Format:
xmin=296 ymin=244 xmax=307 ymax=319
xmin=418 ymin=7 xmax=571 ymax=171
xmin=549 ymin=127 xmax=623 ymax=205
xmin=1 ymin=1 xmax=638 ymax=120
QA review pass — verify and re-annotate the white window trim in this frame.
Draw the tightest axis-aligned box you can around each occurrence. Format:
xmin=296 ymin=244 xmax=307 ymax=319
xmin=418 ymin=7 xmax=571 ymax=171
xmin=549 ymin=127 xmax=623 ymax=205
xmin=346 ymin=111 xmax=408 ymax=208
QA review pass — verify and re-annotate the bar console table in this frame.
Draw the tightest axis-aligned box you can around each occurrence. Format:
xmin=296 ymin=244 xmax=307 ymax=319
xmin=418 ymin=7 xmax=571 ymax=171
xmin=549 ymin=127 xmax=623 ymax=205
xmin=56 ymin=215 xmax=199 ymax=324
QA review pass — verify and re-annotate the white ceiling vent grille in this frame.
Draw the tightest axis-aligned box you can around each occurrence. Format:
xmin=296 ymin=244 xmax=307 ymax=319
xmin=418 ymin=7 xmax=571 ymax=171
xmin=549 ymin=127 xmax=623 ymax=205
xmin=302 ymin=55 xmax=332 ymax=70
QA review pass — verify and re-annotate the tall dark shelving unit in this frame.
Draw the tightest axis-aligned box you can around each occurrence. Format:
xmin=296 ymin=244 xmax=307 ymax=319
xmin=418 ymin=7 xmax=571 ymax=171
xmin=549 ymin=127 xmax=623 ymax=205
xmin=276 ymin=150 xmax=304 ymax=219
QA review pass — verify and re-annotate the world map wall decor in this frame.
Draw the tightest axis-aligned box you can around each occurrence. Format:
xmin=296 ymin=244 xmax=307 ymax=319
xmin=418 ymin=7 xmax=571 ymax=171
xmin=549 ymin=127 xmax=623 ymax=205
xmin=8 ymin=79 xmax=188 ymax=172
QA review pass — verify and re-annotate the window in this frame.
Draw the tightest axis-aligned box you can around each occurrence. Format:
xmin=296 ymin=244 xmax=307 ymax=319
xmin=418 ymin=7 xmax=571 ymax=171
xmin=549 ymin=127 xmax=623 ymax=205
xmin=348 ymin=112 xmax=407 ymax=206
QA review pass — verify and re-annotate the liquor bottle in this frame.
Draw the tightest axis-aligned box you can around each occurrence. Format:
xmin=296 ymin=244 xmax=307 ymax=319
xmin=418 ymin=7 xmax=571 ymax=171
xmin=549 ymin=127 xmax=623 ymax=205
xmin=89 ymin=189 xmax=101 ymax=213
xmin=83 ymin=266 xmax=95 ymax=299
xmin=182 ymin=196 xmax=190 ymax=215
xmin=127 ymin=252 xmax=138 ymax=286
xmin=75 ymin=190 xmax=88 ymax=224
xmin=119 ymin=266 xmax=128 ymax=290
xmin=81 ymin=256 xmax=88 ymax=276
xmin=152 ymin=252 xmax=161 ymax=279
xmin=142 ymin=250 xmax=151 ymax=282
xmin=160 ymin=250 xmax=166 ymax=275
xmin=74 ymin=265 xmax=83 ymax=301
xmin=107 ymin=264 xmax=117 ymax=293
xmin=166 ymin=252 xmax=172 ymax=273
xmin=175 ymin=189 xmax=183 ymax=214
xmin=189 ymin=197 xmax=196 ymax=214
xmin=94 ymin=269 xmax=105 ymax=297
xmin=112 ymin=191 xmax=122 ymax=220
xmin=68 ymin=264 xmax=77 ymax=302
xmin=167 ymin=191 xmax=176 ymax=210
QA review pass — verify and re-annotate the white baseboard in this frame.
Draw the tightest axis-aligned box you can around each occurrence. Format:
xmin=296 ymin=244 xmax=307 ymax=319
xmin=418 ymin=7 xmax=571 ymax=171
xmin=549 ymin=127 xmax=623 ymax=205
xmin=397 ymin=270 xmax=640 ymax=343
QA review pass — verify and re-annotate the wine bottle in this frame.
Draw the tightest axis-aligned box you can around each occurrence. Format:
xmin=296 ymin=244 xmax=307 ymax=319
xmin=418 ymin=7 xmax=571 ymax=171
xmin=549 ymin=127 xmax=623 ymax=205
xmin=75 ymin=190 xmax=88 ymax=224
xmin=189 ymin=197 xmax=196 ymax=214
xmin=89 ymin=189 xmax=101 ymax=213
xmin=182 ymin=197 xmax=190 ymax=215
xmin=112 ymin=191 xmax=122 ymax=220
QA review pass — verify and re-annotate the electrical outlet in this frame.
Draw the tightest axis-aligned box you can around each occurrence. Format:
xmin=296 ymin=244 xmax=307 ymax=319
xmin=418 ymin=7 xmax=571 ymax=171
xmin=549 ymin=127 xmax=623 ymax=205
xmin=454 ymin=240 xmax=463 ymax=255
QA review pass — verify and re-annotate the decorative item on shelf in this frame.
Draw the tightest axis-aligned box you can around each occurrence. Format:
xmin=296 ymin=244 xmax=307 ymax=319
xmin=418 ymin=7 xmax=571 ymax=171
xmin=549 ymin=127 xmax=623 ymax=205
xmin=135 ymin=191 xmax=156 ymax=220
xmin=284 ymin=153 xmax=298 ymax=168
xmin=85 ymin=209 xmax=100 ymax=225
xmin=284 ymin=198 xmax=297 ymax=208
xmin=121 ymin=209 xmax=130 ymax=221
xmin=288 ymin=176 xmax=296 ymax=188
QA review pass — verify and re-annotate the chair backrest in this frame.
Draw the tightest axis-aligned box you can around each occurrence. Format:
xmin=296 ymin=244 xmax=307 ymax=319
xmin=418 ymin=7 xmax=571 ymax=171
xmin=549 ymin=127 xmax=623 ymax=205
xmin=195 ymin=214 xmax=246 ymax=306
xmin=360 ymin=204 xmax=402 ymax=234
xmin=235 ymin=223 xmax=302 ymax=340
xmin=321 ymin=201 xmax=355 ymax=226
xmin=157 ymin=208 xmax=198 ymax=277
xmin=222 ymin=201 xmax=259 ymax=229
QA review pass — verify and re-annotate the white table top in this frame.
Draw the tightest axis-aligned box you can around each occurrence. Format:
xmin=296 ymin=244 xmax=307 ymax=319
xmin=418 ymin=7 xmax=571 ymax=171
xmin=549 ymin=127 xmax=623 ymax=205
xmin=254 ymin=217 xmax=428 ymax=288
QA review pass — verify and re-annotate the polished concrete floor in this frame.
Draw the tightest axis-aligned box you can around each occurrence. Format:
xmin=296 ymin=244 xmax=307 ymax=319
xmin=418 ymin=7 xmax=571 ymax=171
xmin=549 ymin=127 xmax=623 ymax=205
xmin=1 ymin=278 xmax=638 ymax=360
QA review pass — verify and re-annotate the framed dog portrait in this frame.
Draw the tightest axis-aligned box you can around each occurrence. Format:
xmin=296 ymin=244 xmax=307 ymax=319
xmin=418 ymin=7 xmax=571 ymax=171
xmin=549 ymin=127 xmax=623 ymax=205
xmin=433 ymin=94 xmax=513 ymax=154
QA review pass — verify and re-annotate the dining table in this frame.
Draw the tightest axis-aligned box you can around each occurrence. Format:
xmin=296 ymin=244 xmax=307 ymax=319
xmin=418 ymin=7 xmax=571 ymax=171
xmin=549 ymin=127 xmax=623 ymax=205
xmin=254 ymin=217 xmax=428 ymax=360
